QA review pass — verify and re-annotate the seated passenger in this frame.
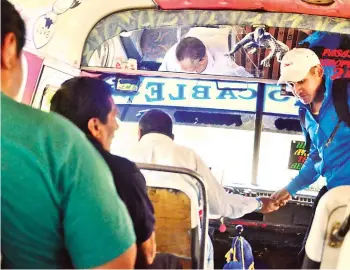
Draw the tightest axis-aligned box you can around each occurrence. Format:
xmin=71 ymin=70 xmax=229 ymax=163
xmin=50 ymin=77 xmax=181 ymax=269
xmin=1 ymin=1 xmax=136 ymax=268
xmin=159 ymin=36 xmax=253 ymax=77
xmin=124 ymin=109 xmax=279 ymax=218
xmin=122 ymin=109 xmax=280 ymax=268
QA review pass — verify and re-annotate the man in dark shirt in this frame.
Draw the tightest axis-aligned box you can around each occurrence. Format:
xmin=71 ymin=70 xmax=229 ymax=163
xmin=50 ymin=77 xmax=181 ymax=268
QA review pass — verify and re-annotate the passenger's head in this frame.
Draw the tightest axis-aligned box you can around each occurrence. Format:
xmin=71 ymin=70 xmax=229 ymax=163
xmin=50 ymin=77 xmax=119 ymax=151
xmin=138 ymin=109 xmax=174 ymax=140
xmin=176 ymin=37 xmax=208 ymax=74
xmin=1 ymin=0 xmax=26 ymax=98
xmin=278 ymin=48 xmax=324 ymax=105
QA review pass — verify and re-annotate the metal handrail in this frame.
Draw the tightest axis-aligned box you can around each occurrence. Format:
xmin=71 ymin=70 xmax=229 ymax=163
xmin=136 ymin=162 xmax=209 ymax=269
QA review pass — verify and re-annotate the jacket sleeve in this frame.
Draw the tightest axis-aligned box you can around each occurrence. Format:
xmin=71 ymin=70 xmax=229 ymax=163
xmin=194 ymin=152 xmax=258 ymax=219
xmin=286 ymin=125 xmax=320 ymax=195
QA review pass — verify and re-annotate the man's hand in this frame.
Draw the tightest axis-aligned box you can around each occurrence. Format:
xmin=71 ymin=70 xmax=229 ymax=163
xmin=271 ymin=188 xmax=292 ymax=207
xmin=258 ymin=197 xmax=280 ymax=214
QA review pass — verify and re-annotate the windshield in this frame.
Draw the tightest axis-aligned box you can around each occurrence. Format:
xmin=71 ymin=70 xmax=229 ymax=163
xmin=107 ymin=76 xmax=325 ymax=193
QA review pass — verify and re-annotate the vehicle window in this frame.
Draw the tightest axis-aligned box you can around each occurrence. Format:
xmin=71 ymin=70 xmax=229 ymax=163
xmin=110 ymin=76 xmax=257 ymax=186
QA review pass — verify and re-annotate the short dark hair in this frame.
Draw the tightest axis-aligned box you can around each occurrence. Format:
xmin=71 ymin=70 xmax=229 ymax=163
xmin=139 ymin=109 xmax=173 ymax=138
xmin=176 ymin=37 xmax=206 ymax=62
xmin=1 ymin=0 xmax=26 ymax=55
xmin=50 ymin=77 xmax=113 ymax=135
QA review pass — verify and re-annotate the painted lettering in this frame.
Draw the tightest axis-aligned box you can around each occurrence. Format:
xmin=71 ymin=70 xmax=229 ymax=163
xmin=345 ymin=68 xmax=350 ymax=78
xmin=320 ymin=58 xmax=336 ymax=67
xmin=321 ymin=49 xmax=350 ymax=59
xmin=169 ymin=84 xmax=186 ymax=100
xmin=291 ymin=163 xmax=303 ymax=170
xmin=297 ymin=155 xmax=307 ymax=163
xmin=237 ymin=88 xmax=257 ymax=100
xmin=192 ymin=85 xmax=210 ymax=99
xmin=217 ymin=89 xmax=238 ymax=100
xmin=336 ymin=60 xmax=350 ymax=68
xmin=331 ymin=68 xmax=344 ymax=80
xmin=145 ymin=82 xmax=165 ymax=102
xmin=322 ymin=49 xmax=331 ymax=57
xmin=294 ymin=149 xmax=308 ymax=156
xmin=296 ymin=142 xmax=306 ymax=149
xmin=268 ymin=89 xmax=290 ymax=102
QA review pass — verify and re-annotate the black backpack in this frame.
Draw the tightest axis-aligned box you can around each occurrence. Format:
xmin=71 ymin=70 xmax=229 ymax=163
xmin=300 ymin=78 xmax=350 ymax=151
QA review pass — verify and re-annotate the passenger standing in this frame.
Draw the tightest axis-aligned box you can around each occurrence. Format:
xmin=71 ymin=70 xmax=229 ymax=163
xmin=271 ymin=48 xmax=350 ymax=264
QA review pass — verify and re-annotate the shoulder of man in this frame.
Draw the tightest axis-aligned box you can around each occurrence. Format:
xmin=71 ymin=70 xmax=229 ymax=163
xmin=94 ymin=144 xmax=146 ymax=186
xmin=109 ymin=153 xmax=140 ymax=174
xmin=3 ymin=96 xmax=88 ymax=150
xmin=171 ymin=141 xmax=203 ymax=161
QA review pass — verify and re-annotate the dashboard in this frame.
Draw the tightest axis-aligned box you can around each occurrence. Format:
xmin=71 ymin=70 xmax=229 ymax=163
xmin=224 ymin=186 xmax=316 ymax=207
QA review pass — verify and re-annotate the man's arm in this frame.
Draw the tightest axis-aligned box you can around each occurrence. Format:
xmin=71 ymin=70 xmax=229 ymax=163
xmin=272 ymin=144 xmax=320 ymax=206
xmin=60 ymin=135 xmax=137 ymax=269
xmin=194 ymin=152 xmax=263 ymax=218
xmin=120 ymin=168 xmax=156 ymax=266
xmin=94 ymin=245 xmax=136 ymax=269
xmin=286 ymin=146 xmax=320 ymax=195
xmin=139 ymin=232 xmax=156 ymax=265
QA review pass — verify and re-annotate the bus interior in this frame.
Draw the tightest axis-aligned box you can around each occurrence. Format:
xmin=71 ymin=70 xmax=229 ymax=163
xmin=10 ymin=0 xmax=350 ymax=268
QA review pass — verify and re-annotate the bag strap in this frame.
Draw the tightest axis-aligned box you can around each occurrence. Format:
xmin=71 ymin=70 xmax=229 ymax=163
xmin=332 ymin=78 xmax=350 ymax=127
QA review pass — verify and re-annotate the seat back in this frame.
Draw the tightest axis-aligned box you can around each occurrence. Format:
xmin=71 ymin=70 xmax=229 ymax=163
xmin=303 ymin=185 xmax=350 ymax=269
xmin=147 ymin=187 xmax=194 ymax=258
xmin=137 ymin=163 xmax=208 ymax=269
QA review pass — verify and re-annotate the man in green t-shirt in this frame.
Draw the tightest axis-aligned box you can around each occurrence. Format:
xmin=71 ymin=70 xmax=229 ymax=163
xmin=1 ymin=0 xmax=136 ymax=268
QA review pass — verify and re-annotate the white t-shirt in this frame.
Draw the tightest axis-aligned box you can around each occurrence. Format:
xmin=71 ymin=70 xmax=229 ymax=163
xmin=122 ymin=133 xmax=259 ymax=219
xmin=159 ymin=41 xmax=253 ymax=78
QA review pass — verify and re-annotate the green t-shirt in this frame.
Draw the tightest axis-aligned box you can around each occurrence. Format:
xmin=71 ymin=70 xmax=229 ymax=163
xmin=1 ymin=93 xmax=136 ymax=268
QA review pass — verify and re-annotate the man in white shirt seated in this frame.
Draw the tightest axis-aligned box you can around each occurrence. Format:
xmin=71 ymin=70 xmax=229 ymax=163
xmin=123 ymin=109 xmax=279 ymax=268
xmin=124 ymin=109 xmax=279 ymax=219
xmin=159 ymin=37 xmax=253 ymax=77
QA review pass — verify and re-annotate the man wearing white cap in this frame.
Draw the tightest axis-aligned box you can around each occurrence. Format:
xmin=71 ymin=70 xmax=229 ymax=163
xmin=271 ymin=48 xmax=350 ymax=264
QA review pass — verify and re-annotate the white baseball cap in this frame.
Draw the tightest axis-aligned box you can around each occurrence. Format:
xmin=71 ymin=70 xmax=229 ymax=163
xmin=277 ymin=48 xmax=321 ymax=85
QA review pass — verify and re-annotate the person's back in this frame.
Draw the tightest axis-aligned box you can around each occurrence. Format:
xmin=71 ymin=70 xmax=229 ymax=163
xmin=128 ymin=132 xmax=198 ymax=171
xmin=1 ymin=1 xmax=136 ymax=267
xmin=89 ymin=139 xmax=156 ymax=268
xmin=1 ymin=94 xmax=136 ymax=268
xmin=49 ymin=77 xmax=185 ymax=269
xmin=122 ymin=109 xmax=279 ymax=219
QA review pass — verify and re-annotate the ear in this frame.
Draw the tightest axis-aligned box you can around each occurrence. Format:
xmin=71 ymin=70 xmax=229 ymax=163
xmin=1 ymin=33 xmax=18 ymax=70
xmin=87 ymin=118 xmax=101 ymax=139
xmin=314 ymin=64 xmax=324 ymax=78
xmin=138 ymin=128 xmax=142 ymax=141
